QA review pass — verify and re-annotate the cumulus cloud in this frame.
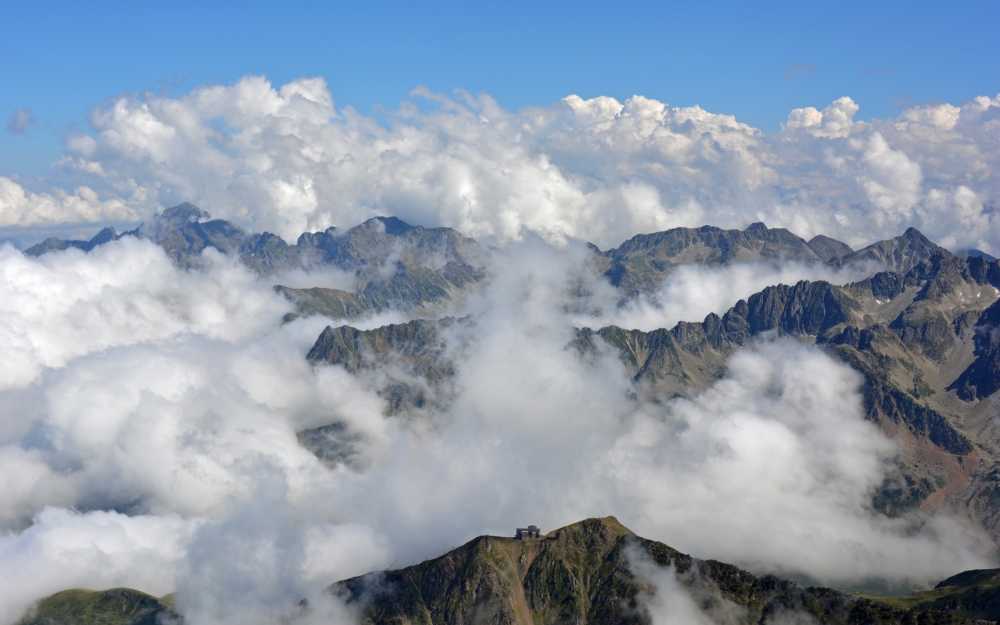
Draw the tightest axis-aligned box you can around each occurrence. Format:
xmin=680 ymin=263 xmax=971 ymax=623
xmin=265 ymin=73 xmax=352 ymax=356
xmin=6 ymin=108 xmax=34 ymax=135
xmin=0 ymin=507 xmax=197 ymax=624
xmin=0 ymin=238 xmax=288 ymax=391
xmin=27 ymin=75 xmax=995 ymax=254
xmin=782 ymin=96 xmax=860 ymax=138
xmin=0 ymin=176 xmax=138 ymax=228
xmin=0 ymin=235 xmax=994 ymax=624
xmin=3 ymin=81 xmax=1000 ymax=623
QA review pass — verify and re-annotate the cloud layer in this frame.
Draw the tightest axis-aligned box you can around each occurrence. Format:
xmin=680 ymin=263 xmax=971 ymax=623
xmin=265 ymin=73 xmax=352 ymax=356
xmin=0 ymin=234 xmax=994 ymax=623
xmin=1 ymin=78 xmax=999 ymax=624
xmin=0 ymin=177 xmax=137 ymax=229
xmin=4 ymin=76 xmax=994 ymax=253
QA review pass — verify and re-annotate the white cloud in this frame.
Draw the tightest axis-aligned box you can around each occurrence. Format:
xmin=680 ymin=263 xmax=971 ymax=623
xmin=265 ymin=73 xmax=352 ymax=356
xmin=0 ymin=238 xmax=290 ymax=391
xmin=901 ymin=102 xmax=961 ymax=131
xmin=0 ymin=176 xmax=138 ymax=228
xmin=858 ymin=132 xmax=923 ymax=221
xmin=6 ymin=108 xmax=35 ymax=135
xmin=785 ymin=96 xmax=860 ymax=138
xmin=575 ymin=260 xmax=880 ymax=332
xmin=0 ymin=236 xmax=993 ymax=624
xmin=39 ymin=75 xmax=997 ymax=253
xmin=0 ymin=507 xmax=198 ymax=625
xmin=604 ymin=340 xmax=987 ymax=583
xmin=2 ymin=83 xmax=1000 ymax=623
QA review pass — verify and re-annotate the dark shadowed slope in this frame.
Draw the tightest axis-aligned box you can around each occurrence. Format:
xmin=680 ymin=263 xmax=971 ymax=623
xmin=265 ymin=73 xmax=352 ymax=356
xmin=870 ymin=568 xmax=1000 ymax=622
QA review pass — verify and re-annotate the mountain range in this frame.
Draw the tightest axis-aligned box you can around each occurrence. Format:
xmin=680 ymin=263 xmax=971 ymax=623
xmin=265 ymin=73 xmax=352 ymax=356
xmin=19 ymin=204 xmax=1000 ymax=624
xmin=18 ymin=518 xmax=1000 ymax=625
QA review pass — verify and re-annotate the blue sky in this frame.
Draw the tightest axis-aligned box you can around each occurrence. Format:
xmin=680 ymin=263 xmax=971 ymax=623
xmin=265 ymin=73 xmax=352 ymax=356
xmin=2 ymin=0 xmax=997 ymax=179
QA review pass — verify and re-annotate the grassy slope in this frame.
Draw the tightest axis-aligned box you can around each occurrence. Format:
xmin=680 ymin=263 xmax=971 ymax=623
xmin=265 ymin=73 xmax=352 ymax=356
xmin=867 ymin=569 xmax=1000 ymax=622
xmin=333 ymin=517 xmax=986 ymax=625
xmin=17 ymin=588 xmax=176 ymax=625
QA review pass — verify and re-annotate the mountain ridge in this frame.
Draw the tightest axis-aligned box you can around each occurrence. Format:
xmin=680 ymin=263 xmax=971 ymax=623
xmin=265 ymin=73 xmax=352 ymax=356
xmin=24 ymin=203 xmax=490 ymax=320
xmin=302 ymin=245 xmax=1000 ymax=541
xmin=23 ymin=204 xmax=953 ymax=317
xmin=20 ymin=518 xmax=998 ymax=625
xmin=331 ymin=516 xmax=994 ymax=625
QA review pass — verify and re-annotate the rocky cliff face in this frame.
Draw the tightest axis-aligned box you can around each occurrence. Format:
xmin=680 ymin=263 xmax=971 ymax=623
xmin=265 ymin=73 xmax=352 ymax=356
xmin=576 ymin=249 xmax=1000 ymax=533
xmin=595 ymin=222 xmax=834 ymax=297
xmin=301 ymin=233 xmax=1000 ymax=543
xmin=593 ymin=222 xmax=949 ymax=300
xmin=299 ymin=317 xmax=465 ymax=462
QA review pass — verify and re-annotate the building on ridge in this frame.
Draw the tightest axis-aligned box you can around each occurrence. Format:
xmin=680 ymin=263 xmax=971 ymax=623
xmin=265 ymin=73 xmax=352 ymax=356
xmin=515 ymin=525 xmax=540 ymax=539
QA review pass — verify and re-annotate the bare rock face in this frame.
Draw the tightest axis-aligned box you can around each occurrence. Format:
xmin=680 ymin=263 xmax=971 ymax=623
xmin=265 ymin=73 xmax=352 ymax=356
xmin=596 ymin=222 xmax=832 ymax=297
xmin=838 ymin=227 xmax=948 ymax=274
xmin=303 ymin=238 xmax=1000 ymax=543
xmin=950 ymin=297 xmax=1000 ymax=401
xmin=578 ymin=249 xmax=1000 ymax=531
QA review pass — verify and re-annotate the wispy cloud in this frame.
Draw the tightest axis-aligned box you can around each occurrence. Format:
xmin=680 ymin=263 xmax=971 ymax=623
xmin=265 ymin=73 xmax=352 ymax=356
xmin=784 ymin=62 xmax=818 ymax=79
xmin=6 ymin=108 xmax=34 ymax=135
xmin=861 ymin=67 xmax=892 ymax=77
xmin=24 ymin=77 xmax=998 ymax=255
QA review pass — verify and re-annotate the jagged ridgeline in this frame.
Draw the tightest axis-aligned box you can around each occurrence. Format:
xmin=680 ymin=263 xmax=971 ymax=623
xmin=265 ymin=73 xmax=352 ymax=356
xmin=26 ymin=203 xmax=491 ymax=320
xmin=332 ymin=517 xmax=996 ymax=625
xmin=29 ymin=206 xmax=1000 ymax=539
xmin=304 ymin=229 xmax=1000 ymax=546
xmin=24 ymin=202 xmax=951 ymax=319
xmin=19 ymin=518 xmax=1000 ymax=624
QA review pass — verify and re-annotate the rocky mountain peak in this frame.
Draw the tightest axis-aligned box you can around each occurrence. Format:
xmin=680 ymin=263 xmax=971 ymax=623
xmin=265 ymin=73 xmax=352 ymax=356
xmin=142 ymin=202 xmax=213 ymax=242
xmin=372 ymin=215 xmax=416 ymax=235
xmin=330 ymin=516 xmax=996 ymax=625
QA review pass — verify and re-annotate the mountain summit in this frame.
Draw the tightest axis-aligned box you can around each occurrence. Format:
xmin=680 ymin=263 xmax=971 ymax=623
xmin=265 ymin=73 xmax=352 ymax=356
xmin=331 ymin=517 xmax=994 ymax=625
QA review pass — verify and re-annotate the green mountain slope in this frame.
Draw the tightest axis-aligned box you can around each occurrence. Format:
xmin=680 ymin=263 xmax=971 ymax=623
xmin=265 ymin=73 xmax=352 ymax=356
xmin=21 ymin=525 xmax=999 ymax=624
xmin=331 ymin=517 xmax=988 ymax=625
xmin=17 ymin=588 xmax=176 ymax=625
xmin=869 ymin=569 xmax=1000 ymax=621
